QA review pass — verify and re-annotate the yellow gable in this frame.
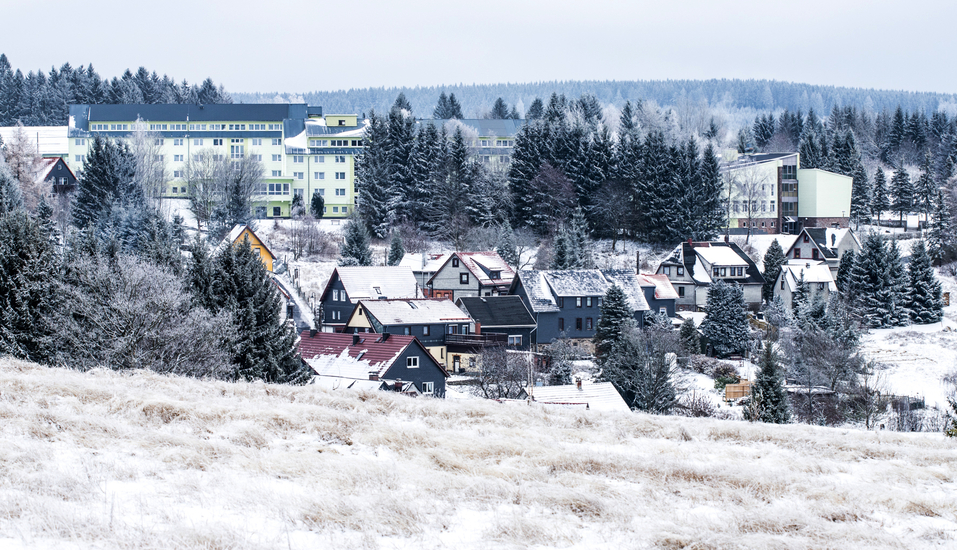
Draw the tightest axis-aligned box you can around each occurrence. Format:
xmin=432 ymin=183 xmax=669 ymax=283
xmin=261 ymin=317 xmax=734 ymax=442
xmin=232 ymin=227 xmax=274 ymax=272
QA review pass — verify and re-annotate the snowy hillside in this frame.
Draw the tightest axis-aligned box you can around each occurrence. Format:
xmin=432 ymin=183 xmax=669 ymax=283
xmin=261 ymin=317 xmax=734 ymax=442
xmin=2 ymin=359 xmax=956 ymax=549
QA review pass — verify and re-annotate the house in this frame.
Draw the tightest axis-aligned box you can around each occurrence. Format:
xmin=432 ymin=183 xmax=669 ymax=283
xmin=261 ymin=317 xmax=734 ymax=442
xmin=636 ymin=273 xmax=679 ymax=319
xmin=657 ymin=240 xmax=765 ymax=312
xmin=527 ymin=378 xmax=630 ymax=412
xmin=299 ymin=331 xmax=448 ymax=397
xmin=345 ymin=298 xmax=494 ymax=373
xmin=67 ymin=103 xmax=364 ymax=219
xmin=721 ymin=152 xmax=853 ymax=234
xmin=317 ymin=266 xmax=421 ymax=332
xmin=399 ymin=252 xmax=452 ymax=291
xmin=455 ymin=295 xmax=537 ymax=351
xmin=427 ymin=251 xmax=516 ymax=301
xmin=509 ymin=269 xmax=650 ymax=351
xmin=220 ymin=225 xmax=276 ymax=272
xmin=34 ymin=157 xmax=77 ymax=195
xmin=774 ymin=260 xmax=838 ymax=310
xmin=785 ymin=227 xmax=861 ymax=277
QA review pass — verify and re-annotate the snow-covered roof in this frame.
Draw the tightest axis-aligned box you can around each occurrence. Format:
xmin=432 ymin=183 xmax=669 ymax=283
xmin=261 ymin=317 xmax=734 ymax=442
xmin=399 ymin=252 xmax=451 ymax=273
xmin=0 ymin=125 xmax=68 ymax=157
xmin=676 ymin=311 xmax=707 ymax=328
xmin=358 ymin=298 xmax=472 ymax=326
xmin=636 ymin=273 xmax=680 ymax=301
xmin=600 ymin=270 xmax=652 ymax=312
xmin=34 ymin=158 xmax=60 ymax=182
xmin=517 ymin=270 xmax=561 ymax=313
xmin=694 ymin=245 xmax=749 ymax=267
xmin=299 ymin=331 xmax=446 ymax=380
xmin=305 ymin=120 xmax=367 ymax=137
xmin=543 ymin=270 xmax=613 ymax=297
xmin=429 ymin=252 xmax=515 ymax=288
xmin=515 ymin=270 xmax=650 ymax=313
xmin=324 ymin=266 xmax=421 ymax=302
xmin=781 ymin=260 xmax=837 ymax=291
xmin=530 ymin=381 xmax=630 ymax=412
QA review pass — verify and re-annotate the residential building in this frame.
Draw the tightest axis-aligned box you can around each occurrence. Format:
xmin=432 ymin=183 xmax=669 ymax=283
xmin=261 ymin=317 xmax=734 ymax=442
xmin=219 ymin=224 xmax=276 ymax=272
xmin=785 ymin=228 xmax=860 ymax=277
xmin=456 ymin=296 xmax=537 ymax=351
xmin=722 ymin=152 xmax=853 ymax=234
xmin=66 ymin=103 xmax=364 ymax=219
xmin=636 ymin=273 xmax=679 ymax=319
xmin=528 ymin=379 xmax=630 ymax=412
xmin=299 ymin=331 xmax=448 ymax=397
xmin=509 ymin=270 xmax=650 ymax=351
xmin=34 ymin=157 xmax=77 ymax=195
xmin=344 ymin=298 xmax=489 ymax=373
xmin=399 ymin=252 xmax=452 ymax=290
xmin=317 ymin=266 xmax=421 ymax=332
xmin=427 ymin=251 xmax=515 ymax=301
xmin=656 ymin=240 xmax=765 ymax=312
xmin=774 ymin=260 xmax=837 ymax=310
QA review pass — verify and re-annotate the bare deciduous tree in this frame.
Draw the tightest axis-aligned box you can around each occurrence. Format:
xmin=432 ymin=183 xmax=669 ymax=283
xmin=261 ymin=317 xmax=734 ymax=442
xmin=128 ymin=120 xmax=170 ymax=214
xmin=728 ymin=165 xmax=772 ymax=243
xmin=474 ymin=344 xmax=530 ymax=400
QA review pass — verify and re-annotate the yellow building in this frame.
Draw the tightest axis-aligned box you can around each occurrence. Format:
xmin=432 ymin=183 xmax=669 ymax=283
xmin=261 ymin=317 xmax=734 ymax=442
xmin=221 ymin=224 xmax=276 ymax=272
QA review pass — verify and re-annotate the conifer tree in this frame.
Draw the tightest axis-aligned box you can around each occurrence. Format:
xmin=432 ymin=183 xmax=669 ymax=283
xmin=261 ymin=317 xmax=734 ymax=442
xmin=496 ymin=221 xmax=519 ymax=268
xmin=835 ymin=248 xmax=855 ymax=292
xmin=750 ymin=340 xmax=790 ymax=424
xmin=871 ymin=167 xmax=890 ymax=225
xmin=387 ymin=234 xmax=404 ymax=266
xmin=927 ymin=189 xmax=953 ymax=265
xmin=186 ymin=234 xmax=217 ymax=311
xmin=310 ymin=189 xmax=324 ymax=219
xmin=593 ymin=284 xmax=633 ymax=364
xmin=0 ymin=159 xmax=24 ymax=214
xmin=849 ymin=163 xmax=870 ymax=228
xmin=678 ymin=317 xmax=700 ymax=356
xmin=761 ymin=239 xmax=786 ymax=304
xmin=355 ymin=109 xmax=392 ymax=238
xmin=701 ymin=280 xmax=750 ymax=357
xmin=890 ymin=164 xmax=914 ymax=226
xmin=695 ymin=143 xmax=726 ymax=240
xmin=886 ymin=239 xmax=909 ymax=326
xmin=915 ymin=153 xmax=937 ymax=215
xmin=791 ymin=269 xmax=810 ymax=315
xmin=906 ymin=240 xmax=943 ymax=324
xmin=550 ymin=226 xmax=574 ymax=270
xmin=525 ymin=98 xmax=544 ymax=120
xmin=72 ymin=135 xmax=136 ymax=230
xmin=339 ymin=218 xmax=373 ymax=266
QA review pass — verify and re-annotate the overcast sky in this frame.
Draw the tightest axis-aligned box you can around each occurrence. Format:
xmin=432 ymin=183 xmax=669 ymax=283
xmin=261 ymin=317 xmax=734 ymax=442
xmin=4 ymin=0 xmax=956 ymax=95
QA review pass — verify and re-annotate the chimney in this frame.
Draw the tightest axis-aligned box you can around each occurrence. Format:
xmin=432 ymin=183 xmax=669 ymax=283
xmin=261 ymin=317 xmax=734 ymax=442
xmin=474 ymin=321 xmax=481 ymax=335
xmin=421 ymin=251 xmax=426 ymax=270
xmin=369 ymin=371 xmax=379 ymax=381
xmin=309 ymin=328 xmax=317 ymax=337
xmin=381 ymin=332 xmax=390 ymax=341
xmin=687 ymin=238 xmax=693 ymax=246
xmin=724 ymin=234 xmax=729 ymax=243
xmin=636 ymin=250 xmax=641 ymax=274
xmin=394 ymin=379 xmax=402 ymax=392
xmin=805 ymin=263 xmax=810 ymax=269
xmin=831 ymin=233 xmax=837 ymax=246
xmin=575 ymin=376 xmax=582 ymax=390
xmin=352 ymin=334 xmax=360 ymax=345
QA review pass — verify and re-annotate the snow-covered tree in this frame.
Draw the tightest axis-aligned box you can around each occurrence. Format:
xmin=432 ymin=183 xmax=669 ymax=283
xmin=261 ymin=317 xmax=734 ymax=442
xmin=749 ymin=341 xmax=790 ymax=424
xmin=890 ymin=164 xmax=914 ymax=226
xmin=761 ymin=239 xmax=786 ymax=304
xmin=387 ymin=234 xmax=404 ymax=266
xmin=701 ymin=279 xmax=749 ymax=357
xmin=593 ymin=284 xmax=634 ymax=364
xmin=871 ymin=167 xmax=890 ymax=225
xmin=602 ymin=326 xmax=679 ymax=414
xmin=906 ymin=240 xmax=943 ymax=324
xmin=339 ymin=218 xmax=373 ymax=266
xmin=495 ymin=221 xmax=519 ymax=268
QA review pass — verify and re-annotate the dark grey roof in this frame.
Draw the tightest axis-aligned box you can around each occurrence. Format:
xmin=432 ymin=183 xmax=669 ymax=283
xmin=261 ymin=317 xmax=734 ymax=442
xmin=456 ymin=296 xmax=535 ymax=328
xmin=74 ymin=103 xmax=307 ymax=122
xmin=803 ymin=228 xmax=839 ymax=259
xmin=679 ymin=241 xmax=765 ymax=286
xmin=416 ymin=119 xmax=524 ymax=137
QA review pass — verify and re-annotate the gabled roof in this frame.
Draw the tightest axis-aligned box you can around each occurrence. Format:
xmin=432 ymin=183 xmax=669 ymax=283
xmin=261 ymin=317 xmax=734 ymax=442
xmin=668 ymin=241 xmax=764 ymax=287
xmin=218 ymin=225 xmax=275 ymax=259
xmin=299 ymin=331 xmax=447 ymax=379
xmin=320 ymin=266 xmax=420 ymax=302
xmin=791 ymin=228 xmax=859 ymax=260
xmin=512 ymin=270 xmax=651 ymax=313
xmin=399 ymin=252 xmax=451 ymax=273
xmin=456 ymin=296 xmax=536 ymax=328
xmin=530 ymin=381 xmax=630 ymax=412
xmin=781 ymin=260 xmax=837 ymax=291
xmin=636 ymin=274 xmax=680 ymax=301
xmin=358 ymin=299 xmax=471 ymax=326
xmin=427 ymin=251 xmax=515 ymax=288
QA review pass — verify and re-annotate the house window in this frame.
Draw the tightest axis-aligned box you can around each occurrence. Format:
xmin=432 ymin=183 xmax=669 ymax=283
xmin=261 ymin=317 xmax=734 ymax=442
xmin=818 ymin=283 xmax=826 ymax=290
xmin=720 ymin=268 xmax=726 ymax=277
xmin=558 ymin=297 xmax=564 ymax=308
xmin=448 ymin=325 xmax=458 ymax=334
xmin=404 ymin=327 xmax=411 ymax=335
xmin=460 ymin=273 xmax=469 ymax=284
xmin=677 ymin=266 xmax=684 ymax=276
xmin=452 ymin=257 xmax=459 ymax=267
xmin=794 ymin=249 xmax=801 ymax=259
xmin=576 ymin=297 xmax=582 ymax=308
xmin=803 ymin=234 xmax=809 ymax=243
xmin=812 ymin=249 xmax=819 ymax=260
xmin=422 ymin=381 xmax=434 ymax=394
xmin=663 ymin=266 xmax=671 ymax=275
xmin=273 ymin=207 xmax=281 ymax=217
xmin=407 ymin=356 xmax=419 ymax=369
xmin=213 ymin=138 xmax=223 ymax=146
xmin=575 ymin=318 xmax=583 ymax=330
xmin=332 ymin=290 xmax=339 ymax=301
xmin=559 ymin=318 xmax=564 ymax=331
xmin=461 ymin=324 xmax=469 ymax=334
xmin=453 ymin=356 xmax=461 ymax=371
xmin=659 ymin=307 xmax=667 ymax=316
xmin=678 ymin=286 xmax=685 ymax=297
xmin=585 ymin=318 xmax=593 ymax=330
xmin=781 ymin=279 xmax=785 ymax=290
xmin=508 ymin=335 xmax=522 ymax=346
xmin=713 ymin=267 xmax=720 ymax=278
xmin=172 ymin=187 xmax=178 ymax=194
xmin=423 ymin=326 xmax=430 ymax=336
xmin=586 ymin=297 xmax=592 ymax=307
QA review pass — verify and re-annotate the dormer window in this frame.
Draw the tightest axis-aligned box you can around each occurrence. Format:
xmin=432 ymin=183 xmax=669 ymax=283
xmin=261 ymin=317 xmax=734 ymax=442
xmin=490 ymin=270 xmax=501 ymax=279
xmin=374 ymin=286 xmax=382 ymax=294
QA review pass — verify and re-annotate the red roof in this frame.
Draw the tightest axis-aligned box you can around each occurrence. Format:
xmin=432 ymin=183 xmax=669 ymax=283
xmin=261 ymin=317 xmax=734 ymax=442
xmin=636 ymin=273 xmax=680 ymax=300
xmin=298 ymin=331 xmax=448 ymax=377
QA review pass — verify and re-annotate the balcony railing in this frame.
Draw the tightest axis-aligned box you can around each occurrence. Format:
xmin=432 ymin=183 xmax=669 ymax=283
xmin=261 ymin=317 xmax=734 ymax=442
xmin=445 ymin=333 xmax=508 ymax=347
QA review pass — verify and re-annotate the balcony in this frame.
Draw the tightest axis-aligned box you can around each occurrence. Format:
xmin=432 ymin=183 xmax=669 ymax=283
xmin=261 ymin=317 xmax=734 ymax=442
xmin=445 ymin=332 xmax=507 ymax=347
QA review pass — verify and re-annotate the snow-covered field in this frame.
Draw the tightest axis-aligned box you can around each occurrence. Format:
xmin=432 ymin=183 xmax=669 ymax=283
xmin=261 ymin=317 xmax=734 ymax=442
xmin=2 ymin=358 xmax=956 ymax=549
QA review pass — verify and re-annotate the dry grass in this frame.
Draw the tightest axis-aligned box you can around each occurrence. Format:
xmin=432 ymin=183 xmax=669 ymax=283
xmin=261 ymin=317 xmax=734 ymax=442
xmin=1 ymin=357 xmax=956 ymax=549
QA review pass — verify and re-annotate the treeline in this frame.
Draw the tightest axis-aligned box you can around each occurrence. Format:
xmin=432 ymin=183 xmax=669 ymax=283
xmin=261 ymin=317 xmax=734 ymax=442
xmin=234 ymin=78 xmax=957 ymax=121
xmin=0 ymin=136 xmax=307 ymax=384
xmin=0 ymin=54 xmax=231 ymax=126
xmin=356 ymin=92 xmax=726 ymax=250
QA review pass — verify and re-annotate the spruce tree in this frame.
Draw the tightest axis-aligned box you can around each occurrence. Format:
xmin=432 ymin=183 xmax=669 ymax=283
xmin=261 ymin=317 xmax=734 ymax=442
xmin=310 ymin=189 xmax=324 ymax=219
xmin=339 ymin=218 xmax=373 ymax=266
xmin=871 ymin=167 xmax=890 ymax=226
xmin=496 ymin=221 xmax=519 ymax=268
xmin=886 ymin=239 xmax=908 ymax=326
xmin=550 ymin=226 xmax=574 ymax=270
xmin=915 ymin=153 xmax=936 ymax=215
xmin=928 ymin=189 xmax=953 ymax=265
xmin=761 ymin=239 xmax=786 ymax=304
xmin=696 ymin=143 xmax=726 ymax=240
xmin=849 ymin=163 xmax=870 ymax=228
xmin=525 ymin=98 xmax=544 ymax=120
xmin=791 ymin=269 xmax=810 ymax=315
xmin=750 ymin=340 xmax=790 ymax=424
xmin=678 ymin=317 xmax=700 ymax=356
xmin=890 ymin=164 xmax=914 ymax=226
xmin=906 ymin=240 xmax=943 ymax=324
xmin=387 ymin=234 xmax=404 ymax=266
xmin=593 ymin=284 xmax=633 ymax=364
xmin=213 ymin=236 xmax=310 ymax=384
xmin=700 ymin=279 xmax=750 ymax=357
xmin=835 ymin=248 xmax=855 ymax=292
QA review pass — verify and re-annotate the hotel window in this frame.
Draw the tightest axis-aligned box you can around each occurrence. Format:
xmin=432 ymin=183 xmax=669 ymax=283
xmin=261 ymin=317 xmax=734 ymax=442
xmin=173 ymin=170 xmax=183 ymax=178
xmin=251 ymin=138 xmax=262 ymax=146
xmin=293 ymin=156 xmax=304 ymax=163
xmin=75 ymin=138 xmax=86 ymax=146
xmin=333 ymin=207 xmax=339 ymax=213
xmin=271 ymin=170 xmax=282 ymax=177
xmin=336 ymin=188 xmax=346 ymax=196
xmin=230 ymin=144 xmax=244 ymax=159
xmin=251 ymin=154 xmax=262 ymax=161
xmin=173 ymin=138 xmax=184 ymax=146
xmin=314 ymin=156 xmax=325 ymax=163
xmin=335 ymin=155 xmax=346 ymax=163
xmin=228 ymin=124 xmax=246 ymax=131
xmin=351 ymin=140 xmax=362 ymax=146
xmin=272 ymin=138 xmax=282 ymax=146
xmin=193 ymin=138 xmax=204 ymax=146
xmin=294 ymin=172 xmax=304 ymax=180
xmin=268 ymin=124 xmax=282 ymax=131
xmin=335 ymin=172 xmax=346 ymax=179
xmin=213 ymin=138 xmax=223 ymax=146
xmin=318 ymin=189 xmax=325 ymax=195
xmin=154 ymin=138 xmax=164 ymax=146
xmin=272 ymin=154 xmax=282 ymax=162
xmin=315 ymin=172 xmax=324 ymax=179
xmin=173 ymin=154 xmax=184 ymax=162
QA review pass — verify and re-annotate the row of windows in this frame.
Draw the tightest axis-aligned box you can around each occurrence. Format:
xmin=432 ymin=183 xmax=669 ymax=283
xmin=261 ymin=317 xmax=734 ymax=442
xmin=713 ymin=266 xmax=746 ymax=277
xmin=558 ymin=318 xmax=594 ymax=331
xmin=293 ymin=155 xmax=347 ymax=163
xmin=478 ymin=139 xmax=515 ymax=147
xmin=732 ymin=201 xmax=776 ymax=213
xmin=556 ymin=296 xmax=600 ymax=308
xmin=310 ymin=139 xmax=363 ymax=147
xmin=661 ymin=265 xmax=685 ymax=277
